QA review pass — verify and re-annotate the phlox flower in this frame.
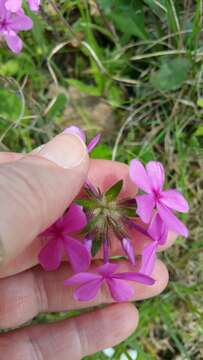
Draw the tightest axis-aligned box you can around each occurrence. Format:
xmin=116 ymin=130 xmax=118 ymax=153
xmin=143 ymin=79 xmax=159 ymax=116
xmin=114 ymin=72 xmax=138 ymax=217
xmin=39 ymin=204 xmax=90 ymax=272
xmin=140 ymin=213 xmax=168 ymax=275
xmin=5 ymin=0 xmax=40 ymax=12
xmin=64 ymin=125 xmax=101 ymax=153
xmin=129 ymin=159 xmax=189 ymax=237
xmin=0 ymin=0 xmax=33 ymax=53
xmin=64 ymin=262 xmax=155 ymax=302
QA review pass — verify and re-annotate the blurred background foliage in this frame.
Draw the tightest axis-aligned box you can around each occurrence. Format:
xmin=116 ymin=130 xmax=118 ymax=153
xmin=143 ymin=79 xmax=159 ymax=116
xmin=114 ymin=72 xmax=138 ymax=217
xmin=0 ymin=0 xmax=202 ymax=359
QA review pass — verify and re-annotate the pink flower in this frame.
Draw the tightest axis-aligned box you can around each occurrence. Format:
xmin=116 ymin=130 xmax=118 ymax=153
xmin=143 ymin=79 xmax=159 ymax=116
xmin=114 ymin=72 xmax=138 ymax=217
xmin=5 ymin=0 xmax=40 ymax=12
xmin=39 ymin=204 xmax=90 ymax=272
xmin=64 ymin=262 xmax=155 ymax=302
xmin=0 ymin=0 xmax=33 ymax=53
xmin=129 ymin=159 xmax=189 ymax=237
xmin=64 ymin=126 xmax=101 ymax=153
xmin=140 ymin=213 xmax=168 ymax=275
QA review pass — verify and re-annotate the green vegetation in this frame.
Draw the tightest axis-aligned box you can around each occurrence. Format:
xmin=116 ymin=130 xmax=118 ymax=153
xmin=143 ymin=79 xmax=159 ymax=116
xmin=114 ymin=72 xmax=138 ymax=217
xmin=0 ymin=1 xmax=202 ymax=359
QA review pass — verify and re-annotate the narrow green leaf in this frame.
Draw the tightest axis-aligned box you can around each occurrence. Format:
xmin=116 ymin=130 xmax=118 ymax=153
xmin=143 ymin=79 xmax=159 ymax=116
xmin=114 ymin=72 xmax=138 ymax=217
xmin=75 ymin=198 xmax=98 ymax=209
xmin=91 ymin=239 xmax=101 ymax=257
xmin=79 ymin=216 xmax=99 ymax=235
xmin=105 ymin=180 xmax=123 ymax=201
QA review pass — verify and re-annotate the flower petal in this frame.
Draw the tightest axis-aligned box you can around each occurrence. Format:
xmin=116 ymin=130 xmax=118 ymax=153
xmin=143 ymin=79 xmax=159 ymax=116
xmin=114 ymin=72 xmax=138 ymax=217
xmin=64 ymin=272 xmax=101 ymax=286
xmin=157 ymin=203 xmax=189 ymax=237
xmin=63 ymin=126 xmax=86 ymax=143
xmin=10 ymin=14 xmax=33 ymax=31
xmin=136 ymin=194 xmax=155 ymax=223
xmin=38 ymin=237 xmax=62 ymax=271
xmin=113 ymin=272 xmax=155 ymax=285
xmin=140 ymin=242 xmax=158 ymax=275
xmin=122 ymin=238 xmax=136 ymax=265
xmin=63 ymin=236 xmax=90 ymax=272
xmin=5 ymin=0 xmax=22 ymax=12
xmin=0 ymin=0 xmax=7 ymax=16
xmin=87 ymin=134 xmax=101 ymax=152
xmin=62 ymin=204 xmax=87 ymax=233
xmin=161 ymin=189 xmax=189 ymax=213
xmin=97 ymin=262 xmax=118 ymax=276
xmin=74 ymin=279 xmax=102 ymax=301
xmin=28 ymin=0 xmax=40 ymax=12
xmin=5 ymin=33 xmax=23 ymax=53
xmin=146 ymin=161 xmax=165 ymax=191
xmin=148 ymin=212 xmax=168 ymax=244
xmin=129 ymin=159 xmax=151 ymax=193
xmin=106 ymin=278 xmax=134 ymax=302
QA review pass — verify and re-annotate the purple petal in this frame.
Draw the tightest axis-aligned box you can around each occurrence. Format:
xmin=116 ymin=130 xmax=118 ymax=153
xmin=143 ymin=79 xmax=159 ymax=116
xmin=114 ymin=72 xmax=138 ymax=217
xmin=83 ymin=238 xmax=92 ymax=254
xmin=136 ymin=194 xmax=155 ymax=223
xmin=113 ymin=272 xmax=155 ymax=285
xmin=106 ymin=278 xmax=134 ymax=302
xmin=74 ymin=279 xmax=102 ymax=301
xmin=129 ymin=159 xmax=151 ymax=193
xmin=63 ymin=126 xmax=86 ymax=143
xmin=87 ymin=134 xmax=101 ymax=152
xmin=63 ymin=236 xmax=90 ymax=272
xmin=0 ymin=0 xmax=7 ymax=16
xmin=5 ymin=33 xmax=23 ymax=53
xmin=146 ymin=161 xmax=165 ymax=192
xmin=10 ymin=14 xmax=33 ymax=31
xmin=140 ymin=242 xmax=158 ymax=275
xmin=122 ymin=238 xmax=136 ymax=265
xmin=64 ymin=272 xmax=101 ymax=286
xmin=97 ymin=262 xmax=118 ymax=276
xmin=157 ymin=203 xmax=189 ymax=237
xmin=28 ymin=0 xmax=40 ymax=12
xmin=38 ymin=237 xmax=62 ymax=271
xmin=160 ymin=189 xmax=189 ymax=213
xmin=5 ymin=0 xmax=22 ymax=12
xmin=62 ymin=204 xmax=87 ymax=233
xmin=148 ymin=213 xmax=168 ymax=244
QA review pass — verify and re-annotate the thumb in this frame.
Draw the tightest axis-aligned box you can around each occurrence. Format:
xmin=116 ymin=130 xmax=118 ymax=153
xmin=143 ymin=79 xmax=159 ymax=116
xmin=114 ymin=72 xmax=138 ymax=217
xmin=0 ymin=132 xmax=89 ymax=265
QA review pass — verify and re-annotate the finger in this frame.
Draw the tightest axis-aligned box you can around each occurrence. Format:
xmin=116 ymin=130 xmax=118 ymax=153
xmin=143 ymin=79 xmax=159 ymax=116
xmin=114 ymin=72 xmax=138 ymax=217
xmin=0 ymin=259 xmax=168 ymax=329
xmin=0 ymin=133 xmax=89 ymax=265
xmin=0 ymin=303 xmax=138 ymax=360
xmin=0 ymin=152 xmax=23 ymax=164
xmin=0 ymin=159 xmax=176 ymax=277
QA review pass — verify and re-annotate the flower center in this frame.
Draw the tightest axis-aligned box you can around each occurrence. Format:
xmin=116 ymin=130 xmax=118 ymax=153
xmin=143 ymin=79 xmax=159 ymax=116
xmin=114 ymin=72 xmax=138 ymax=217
xmin=153 ymin=190 xmax=162 ymax=202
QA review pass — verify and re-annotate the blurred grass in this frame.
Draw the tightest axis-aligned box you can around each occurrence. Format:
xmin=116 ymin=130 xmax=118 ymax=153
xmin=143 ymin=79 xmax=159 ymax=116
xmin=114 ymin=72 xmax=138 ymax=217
xmin=0 ymin=1 xmax=203 ymax=359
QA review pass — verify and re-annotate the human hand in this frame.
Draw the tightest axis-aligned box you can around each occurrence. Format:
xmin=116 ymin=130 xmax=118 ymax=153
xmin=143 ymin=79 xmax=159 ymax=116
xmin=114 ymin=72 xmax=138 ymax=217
xmin=0 ymin=133 xmax=175 ymax=359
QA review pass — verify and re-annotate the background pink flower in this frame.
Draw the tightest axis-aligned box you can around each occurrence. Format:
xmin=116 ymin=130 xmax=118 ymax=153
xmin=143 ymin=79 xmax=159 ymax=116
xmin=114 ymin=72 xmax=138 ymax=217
xmin=64 ymin=262 xmax=155 ymax=302
xmin=0 ymin=0 xmax=33 ymax=53
xmin=129 ymin=159 xmax=189 ymax=237
xmin=39 ymin=204 xmax=90 ymax=272
xmin=5 ymin=0 xmax=40 ymax=12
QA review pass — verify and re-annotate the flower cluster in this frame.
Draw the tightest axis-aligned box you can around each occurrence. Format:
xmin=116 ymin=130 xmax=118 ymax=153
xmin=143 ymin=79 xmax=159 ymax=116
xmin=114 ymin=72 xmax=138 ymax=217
xmin=38 ymin=126 xmax=189 ymax=303
xmin=0 ymin=0 xmax=40 ymax=53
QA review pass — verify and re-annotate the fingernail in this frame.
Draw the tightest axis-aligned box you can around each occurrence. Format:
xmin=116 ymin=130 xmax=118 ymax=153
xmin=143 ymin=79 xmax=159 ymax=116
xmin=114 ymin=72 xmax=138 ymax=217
xmin=37 ymin=133 xmax=87 ymax=169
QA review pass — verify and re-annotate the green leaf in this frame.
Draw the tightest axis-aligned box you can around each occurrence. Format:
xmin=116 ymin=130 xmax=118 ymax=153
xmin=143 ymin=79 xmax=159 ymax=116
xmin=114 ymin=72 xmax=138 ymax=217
xmin=98 ymin=0 xmax=149 ymax=40
xmin=46 ymin=94 xmax=67 ymax=120
xmin=194 ymin=125 xmax=203 ymax=137
xmin=66 ymin=79 xmax=101 ymax=96
xmin=91 ymin=239 xmax=101 ymax=257
xmin=79 ymin=216 xmax=99 ymax=235
xmin=105 ymin=180 xmax=123 ymax=201
xmin=150 ymin=57 xmax=191 ymax=92
xmin=91 ymin=144 xmax=112 ymax=160
xmin=75 ymin=198 xmax=98 ymax=209
xmin=197 ymin=98 xmax=203 ymax=108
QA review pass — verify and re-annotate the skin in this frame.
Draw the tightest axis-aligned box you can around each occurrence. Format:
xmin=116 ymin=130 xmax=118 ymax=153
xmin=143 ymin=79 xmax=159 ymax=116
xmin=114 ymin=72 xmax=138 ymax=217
xmin=0 ymin=137 xmax=176 ymax=360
